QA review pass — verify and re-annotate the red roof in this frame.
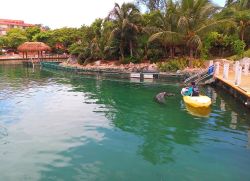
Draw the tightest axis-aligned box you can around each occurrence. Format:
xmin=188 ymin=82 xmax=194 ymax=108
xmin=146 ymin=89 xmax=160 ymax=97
xmin=0 ymin=19 xmax=34 ymax=27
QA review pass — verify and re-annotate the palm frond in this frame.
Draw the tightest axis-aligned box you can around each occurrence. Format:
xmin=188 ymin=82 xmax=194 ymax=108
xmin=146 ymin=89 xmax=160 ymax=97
xmin=142 ymin=26 xmax=163 ymax=35
xmin=187 ymin=34 xmax=202 ymax=49
xmin=195 ymin=19 xmax=236 ymax=35
xmin=148 ymin=31 xmax=183 ymax=45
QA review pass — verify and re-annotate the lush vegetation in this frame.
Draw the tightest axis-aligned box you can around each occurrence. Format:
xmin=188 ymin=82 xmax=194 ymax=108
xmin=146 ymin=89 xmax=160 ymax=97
xmin=0 ymin=0 xmax=249 ymax=68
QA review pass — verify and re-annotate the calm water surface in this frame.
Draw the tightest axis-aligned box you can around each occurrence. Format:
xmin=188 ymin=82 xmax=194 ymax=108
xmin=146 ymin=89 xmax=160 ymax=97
xmin=0 ymin=64 xmax=250 ymax=181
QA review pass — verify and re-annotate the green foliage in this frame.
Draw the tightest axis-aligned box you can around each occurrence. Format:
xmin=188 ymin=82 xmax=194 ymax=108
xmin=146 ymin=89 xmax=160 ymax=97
xmin=228 ymin=48 xmax=250 ymax=60
xmin=157 ymin=58 xmax=205 ymax=72
xmin=201 ymin=31 xmax=246 ymax=59
xmin=136 ymin=0 xmax=166 ymax=11
xmin=4 ymin=28 xmax=27 ymax=50
xmin=0 ymin=0 xmax=249 ymax=63
xmin=77 ymin=53 xmax=86 ymax=65
xmin=147 ymin=48 xmax=164 ymax=62
xmin=122 ymin=55 xmax=141 ymax=64
xmin=25 ymin=26 xmax=41 ymax=41
xmin=232 ymin=39 xmax=246 ymax=58
xmin=157 ymin=58 xmax=188 ymax=72
xmin=192 ymin=59 xmax=205 ymax=68
xmin=33 ymin=31 xmax=53 ymax=43
xmin=108 ymin=3 xmax=142 ymax=61
xmin=0 ymin=36 xmax=6 ymax=48
xmin=141 ymin=11 xmax=162 ymax=27
xmin=244 ymin=49 xmax=250 ymax=57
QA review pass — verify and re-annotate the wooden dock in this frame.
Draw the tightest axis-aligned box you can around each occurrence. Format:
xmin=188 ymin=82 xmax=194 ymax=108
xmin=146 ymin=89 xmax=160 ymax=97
xmin=214 ymin=62 xmax=250 ymax=108
xmin=0 ymin=56 xmax=69 ymax=61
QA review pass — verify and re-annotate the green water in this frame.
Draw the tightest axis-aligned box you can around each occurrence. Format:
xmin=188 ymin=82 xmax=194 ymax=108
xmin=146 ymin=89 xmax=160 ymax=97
xmin=0 ymin=65 xmax=250 ymax=181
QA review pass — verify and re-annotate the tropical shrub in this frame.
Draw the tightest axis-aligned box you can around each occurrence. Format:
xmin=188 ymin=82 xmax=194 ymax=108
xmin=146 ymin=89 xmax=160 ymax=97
xmin=77 ymin=53 xmax=85 ymax=65
xmin=232 ymin=39 xmax=246 ymax=58
xmin=157 ymin=58 xmax=188 ymax=72
xmin=192 ymin=59 xmax=205 ymax=68
xmin=147 ymin=48 xmax=164 ymax=62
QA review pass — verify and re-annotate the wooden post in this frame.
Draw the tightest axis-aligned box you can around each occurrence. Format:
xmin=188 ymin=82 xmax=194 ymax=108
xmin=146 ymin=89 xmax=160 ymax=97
xmin=234 ymin=61 xmax=239 ymax=73
xmin=223 ymin=63 xmax=229 ymax=80
xmin=244 ymin=62 xmax=249 ymax=75
xmin=215 ymin=62 xmax=220 ymax=76
xmin=209 ymin=60 xmax=213 ymax=67
xmin=235 ymin=66 xmax=242 ymax=86
xmin=25 ymin=52 xmax=28 ymax=59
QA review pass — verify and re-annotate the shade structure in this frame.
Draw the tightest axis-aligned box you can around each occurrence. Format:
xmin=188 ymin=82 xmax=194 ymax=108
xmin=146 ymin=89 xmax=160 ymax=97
xmin=18 ymin=42 xmax=51 ymax=59
xmin=18 ymin=42 xmax=51 ymax=52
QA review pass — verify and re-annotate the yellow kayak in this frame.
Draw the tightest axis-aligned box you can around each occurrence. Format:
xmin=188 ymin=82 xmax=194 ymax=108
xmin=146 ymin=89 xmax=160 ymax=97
xmin=183 ymin=96 xmax=211 ymax=108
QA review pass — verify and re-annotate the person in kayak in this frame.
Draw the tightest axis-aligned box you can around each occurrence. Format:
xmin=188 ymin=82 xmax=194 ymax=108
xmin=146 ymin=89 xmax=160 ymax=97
xmin=190 ymin=81 xmax=199 ymax=96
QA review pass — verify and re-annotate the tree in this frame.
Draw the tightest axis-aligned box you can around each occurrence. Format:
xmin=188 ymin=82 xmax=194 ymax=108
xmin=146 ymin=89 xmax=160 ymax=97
xmin=33 ymin=30 xmax=54 ymax=48
xmin=108 ymin=3 xmax=142 ymax=61
xmin=4 ymin=28 xmax=27 ymax=50
xmin=25 ymin=26 xmax=41 ymax=41
xmin=218 ymin=0 xmax=250 ymax=42
xmin=235 ymin=10 xmax=250 ymax=41
xmin=176 ymin=0 xmax=230 ymax=59
xmin=52 ymin=27 xmax=81 ymax=52
xmin=136 ymin=0 xmax=166 ymax=11
xmin=148 ymin=0 xmax=183 ymax=58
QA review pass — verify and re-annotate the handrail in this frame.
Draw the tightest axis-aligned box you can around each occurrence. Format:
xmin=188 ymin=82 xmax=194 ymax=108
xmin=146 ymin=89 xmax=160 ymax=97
xmin=184 ymin=65 xmax=215 ymax=85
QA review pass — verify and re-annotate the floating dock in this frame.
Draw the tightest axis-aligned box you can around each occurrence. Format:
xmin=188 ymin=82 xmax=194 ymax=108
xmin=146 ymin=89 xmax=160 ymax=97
xmin=213 ymin=61 xmax=250 ymax=108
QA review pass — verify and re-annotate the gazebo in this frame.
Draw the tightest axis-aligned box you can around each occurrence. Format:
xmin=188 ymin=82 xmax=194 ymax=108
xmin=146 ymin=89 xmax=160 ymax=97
xmin=18 ymin=42 xmax=51 ymax=59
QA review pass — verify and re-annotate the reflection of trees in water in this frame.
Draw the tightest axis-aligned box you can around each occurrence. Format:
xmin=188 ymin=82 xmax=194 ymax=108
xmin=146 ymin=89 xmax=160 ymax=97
xmin=0 ymin=65 xmax=55 ymax=99
xmin=69 ymin=77 xmax=203 ymax=164
xmin=212 ymin=87 xmax=250 ymax=130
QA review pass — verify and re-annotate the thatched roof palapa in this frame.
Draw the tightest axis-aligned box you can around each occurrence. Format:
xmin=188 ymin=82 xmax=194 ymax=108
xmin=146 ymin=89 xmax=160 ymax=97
xmin=18 ymin=42 xmax=51 ymax=52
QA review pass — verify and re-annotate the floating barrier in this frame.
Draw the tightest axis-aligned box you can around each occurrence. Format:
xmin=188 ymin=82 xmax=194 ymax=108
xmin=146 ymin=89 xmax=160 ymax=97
xmin=40 ymin=62 xmax=187 ymax=83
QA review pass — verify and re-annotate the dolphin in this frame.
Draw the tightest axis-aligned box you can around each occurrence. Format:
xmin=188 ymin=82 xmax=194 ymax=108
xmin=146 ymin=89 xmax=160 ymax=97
xmin=155 ymin=92 xmax=175 ymax=104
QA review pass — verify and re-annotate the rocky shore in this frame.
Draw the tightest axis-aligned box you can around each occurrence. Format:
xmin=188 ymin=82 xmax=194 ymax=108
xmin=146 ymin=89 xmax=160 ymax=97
xmin=59 ymin=60 xmax=210 ymax=77
xmin=60 ymin=60 xmax=159 ymax=73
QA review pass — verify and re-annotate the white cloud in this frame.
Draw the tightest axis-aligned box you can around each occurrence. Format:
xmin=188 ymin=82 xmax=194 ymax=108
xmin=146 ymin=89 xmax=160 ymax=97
xmin=0 ymin=0 xmax=133 ymax=29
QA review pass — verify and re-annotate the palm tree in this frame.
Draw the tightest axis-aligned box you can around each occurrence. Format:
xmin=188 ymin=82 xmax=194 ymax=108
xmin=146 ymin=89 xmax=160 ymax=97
xmin=178 ymin=0 xmax=223 ymax=58
xmin=107 ymin=3 xmax=141 ymax=61
xmin=148 ymin=0 xmax=183 ymax=58
xmin=235 ymin=10 xmax=250 ymax=41
xmin=176 ymin=0 xmax=233 ymax=59
xmin=224 ymin=0 xmax=250 ymax=41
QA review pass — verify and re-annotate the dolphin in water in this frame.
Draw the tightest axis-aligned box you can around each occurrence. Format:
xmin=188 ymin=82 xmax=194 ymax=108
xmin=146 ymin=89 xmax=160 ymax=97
xmin=155 ymin=92 xmax=175 ymax=104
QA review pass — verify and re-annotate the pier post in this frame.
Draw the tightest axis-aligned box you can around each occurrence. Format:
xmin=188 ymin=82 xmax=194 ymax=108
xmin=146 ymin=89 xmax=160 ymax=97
xmin=215 ymin=62 xmax=220 ymax=76
xmin=235 ymin=66 xmax=242 ymax=86
xmin=223 ymin=63 xmax=229 ymax=80
xmin=243 ymin=62 xmax=249 ymax=75
xmin=209 ymin=60 xmax=214 ymax=67
xmin=235 ymin=61 xmax=239 ymax=73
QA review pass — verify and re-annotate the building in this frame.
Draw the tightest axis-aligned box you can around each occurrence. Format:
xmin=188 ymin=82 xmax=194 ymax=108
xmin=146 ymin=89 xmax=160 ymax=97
xmin=0 ymin=19 xmax=34 ymax=35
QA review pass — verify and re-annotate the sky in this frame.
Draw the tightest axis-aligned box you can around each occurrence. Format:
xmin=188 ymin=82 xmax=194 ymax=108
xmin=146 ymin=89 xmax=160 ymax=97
xmin=0 ymin=0 xmax=226 ymax=29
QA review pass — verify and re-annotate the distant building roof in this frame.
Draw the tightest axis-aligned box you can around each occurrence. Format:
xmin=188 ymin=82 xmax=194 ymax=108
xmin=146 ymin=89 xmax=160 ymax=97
xmin=0 ymin=19 xmax=34 ymax=27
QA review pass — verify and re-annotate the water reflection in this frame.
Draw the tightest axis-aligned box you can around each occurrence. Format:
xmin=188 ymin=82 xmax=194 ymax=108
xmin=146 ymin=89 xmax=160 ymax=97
xmin=220 ymin=99 xmax=226 ymax=111
xmin=185 ymin=104 xmax=211 ymax=117
xmin=68 ymin=78 xmax=203 ymax=164
xmin=230 ymin=111 xmax=238 ymax=130
xmin=248 ymin=130 xmax=250 ymax=149
xmin=0 ymin=65 xmax=250 ymax=181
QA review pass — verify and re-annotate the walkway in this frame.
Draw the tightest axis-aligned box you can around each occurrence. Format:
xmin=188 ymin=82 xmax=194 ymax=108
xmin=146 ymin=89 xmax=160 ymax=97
xmin=215 ymin=70 xmax=250 ymax=97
